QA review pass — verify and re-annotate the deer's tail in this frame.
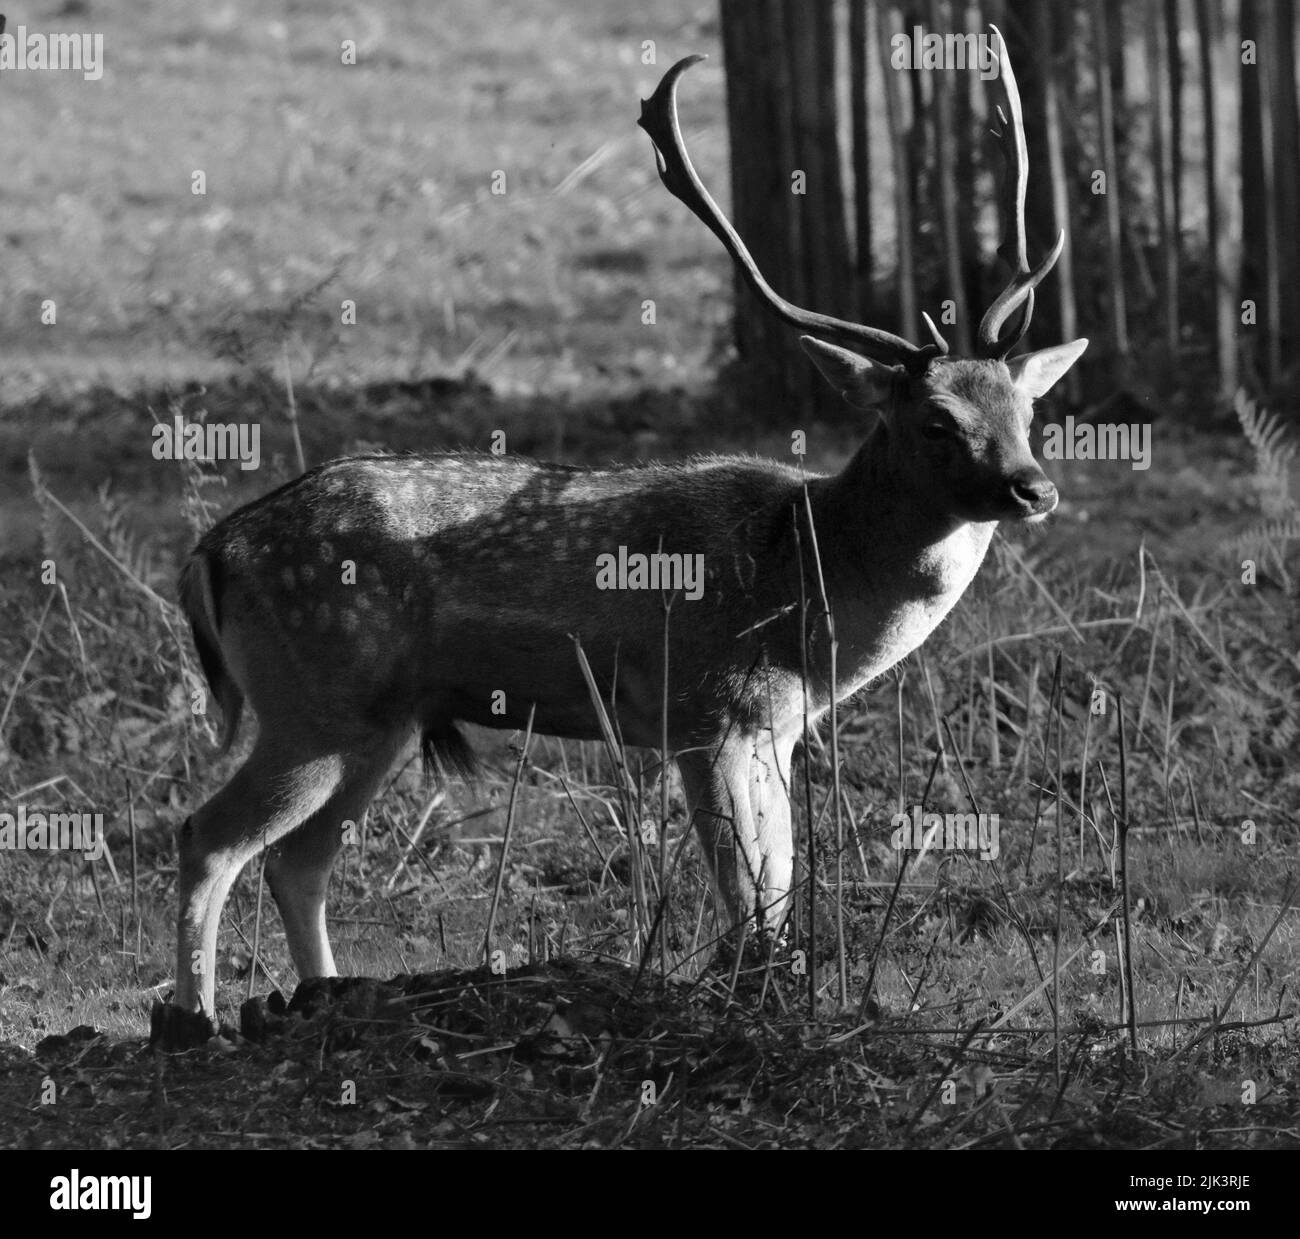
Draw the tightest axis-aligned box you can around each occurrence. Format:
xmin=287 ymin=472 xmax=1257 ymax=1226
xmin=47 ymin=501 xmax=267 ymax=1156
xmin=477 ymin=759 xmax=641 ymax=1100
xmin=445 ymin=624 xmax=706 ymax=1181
xmin=179 ymin=549 xmax=244 ymax=752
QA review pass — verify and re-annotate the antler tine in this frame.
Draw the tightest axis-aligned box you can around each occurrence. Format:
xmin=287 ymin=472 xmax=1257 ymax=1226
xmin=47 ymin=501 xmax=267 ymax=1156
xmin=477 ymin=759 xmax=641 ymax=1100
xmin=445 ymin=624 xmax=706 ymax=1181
xmin=639 ymin=56 xmax=936 ymax=371
xmin=978 ymin=25 xmax=1063 ymax=359
xmin=920 ymin=311 xmax=950 ymax=355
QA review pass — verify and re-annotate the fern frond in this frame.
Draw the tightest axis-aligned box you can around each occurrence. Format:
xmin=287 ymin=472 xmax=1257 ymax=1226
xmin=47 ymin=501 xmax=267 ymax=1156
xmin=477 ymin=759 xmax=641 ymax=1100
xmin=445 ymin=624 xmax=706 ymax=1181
xmin=1231 ymin=515 xmax=1300 ymax=555
xmin=1234 ymin=390 xmax=1297 ymax=484
xmin=97 ymin=481 xmax=154 ymax=587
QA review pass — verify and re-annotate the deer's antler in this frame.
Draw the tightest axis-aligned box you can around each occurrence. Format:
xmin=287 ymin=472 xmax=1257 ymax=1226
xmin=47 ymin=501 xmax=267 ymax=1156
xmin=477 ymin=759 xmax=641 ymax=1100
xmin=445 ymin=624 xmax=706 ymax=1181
xmin=639 ymin=55 xmax=943 ymax=372
xmin=977 ymin=24 xmax=1064 ymax=359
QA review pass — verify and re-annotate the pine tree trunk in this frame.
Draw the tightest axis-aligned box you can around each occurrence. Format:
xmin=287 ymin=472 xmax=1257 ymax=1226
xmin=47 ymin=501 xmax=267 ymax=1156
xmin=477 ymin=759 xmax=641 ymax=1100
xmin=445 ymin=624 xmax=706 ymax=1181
xmin=1198 ymin=0 xmax=1242 ymax=400
xmin=1148 ymin=0 xmax=1180 ymax=357
xmin=1095 ymin=0 xmax=1130 ymax=366
xmin=850 ymin=0 xmax=875 ymax=324
xmin=1037 ymin=2 xmax=1079 ymax=398
xmin=1240 ymin=0 xmax=1279 ymax=385
xmin=930 ymin=0 xmax=970 ymax=352
xmin=720 ymin=0 xmax=851 ymax=421
xmin=955 ymin=26 xmax=982 ymax=331
xmin=1269 ymin=0 xmax=1300 ymax=387
xmin=879 ymin=5 xmax=918 ymax=342
xmin=1166 ymin=0 xmax=1185 ymax=293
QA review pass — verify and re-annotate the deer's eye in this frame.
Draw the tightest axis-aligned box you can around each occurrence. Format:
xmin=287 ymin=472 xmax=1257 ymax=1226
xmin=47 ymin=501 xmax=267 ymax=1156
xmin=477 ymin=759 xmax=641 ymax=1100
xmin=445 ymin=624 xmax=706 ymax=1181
xmin=921 ymin=422 xmax=955 ymax=441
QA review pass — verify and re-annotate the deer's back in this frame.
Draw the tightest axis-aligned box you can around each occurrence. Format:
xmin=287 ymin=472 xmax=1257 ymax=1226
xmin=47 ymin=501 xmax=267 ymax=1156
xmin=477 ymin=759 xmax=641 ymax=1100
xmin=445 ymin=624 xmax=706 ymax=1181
xmin=191 ymin=453 xmax=820 ymax=747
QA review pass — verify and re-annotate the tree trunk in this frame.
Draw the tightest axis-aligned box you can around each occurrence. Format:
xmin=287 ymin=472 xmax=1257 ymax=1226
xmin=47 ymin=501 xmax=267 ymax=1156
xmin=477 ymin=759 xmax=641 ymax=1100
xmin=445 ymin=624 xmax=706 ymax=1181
xmin=956 ymin=25 xmax=982 ymax=332
xmin=1166 ymin=0 xmax=1185 ymax=300
xmin=1037 ymin=2 xmax=1079 ymax=398
xmin=1198 ymin=0 xmax=1242 ymax=400
xmin=880 ymin=4 xmax=918 ymax=342
xmin=1094 ymin=0 xmax=1130 ymax=365
xmin=788 ymin=1 xmax=853 ymax=323
xmin=1195 ymin=0 xmax=1219 ymax=338
xmin=1240 ymin=0 xmax=1278 ymax=386
xmin=930 ymin=0 xmax=970 ymax=352
xmin=1107 ymin=0 xmax=1128 ymax=101
xmin=720 ymin=0 xmax=851 ymax=421
xmin=1148 ymin=0 xmax=1180 ymax=357
xmin=850 ymin=0 xmax=875 ymax=323
xmin=1269 ymin=0 xmax=1300 ymax=384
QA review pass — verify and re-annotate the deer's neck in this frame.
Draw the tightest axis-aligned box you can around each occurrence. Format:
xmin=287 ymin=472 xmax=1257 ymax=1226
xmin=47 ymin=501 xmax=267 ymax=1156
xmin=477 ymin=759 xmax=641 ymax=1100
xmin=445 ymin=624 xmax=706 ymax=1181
xmin=802 ymin=424 xmax=996 ymax=699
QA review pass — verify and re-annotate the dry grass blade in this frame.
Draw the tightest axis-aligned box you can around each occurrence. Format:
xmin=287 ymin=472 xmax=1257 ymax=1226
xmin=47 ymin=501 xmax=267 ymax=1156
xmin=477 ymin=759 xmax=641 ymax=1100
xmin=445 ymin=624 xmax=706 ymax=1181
xmin=1117 ymin=695 xmax=1137 ymax=1052
xmin=484 ymin=704 xmax=536 ymax=966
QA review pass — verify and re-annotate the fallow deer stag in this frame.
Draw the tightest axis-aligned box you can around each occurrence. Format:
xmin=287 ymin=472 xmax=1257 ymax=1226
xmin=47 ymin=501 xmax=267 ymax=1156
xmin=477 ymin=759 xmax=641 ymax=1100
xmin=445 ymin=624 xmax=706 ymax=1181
xmin=161 ymin=28 xmax=1085 ymax=1041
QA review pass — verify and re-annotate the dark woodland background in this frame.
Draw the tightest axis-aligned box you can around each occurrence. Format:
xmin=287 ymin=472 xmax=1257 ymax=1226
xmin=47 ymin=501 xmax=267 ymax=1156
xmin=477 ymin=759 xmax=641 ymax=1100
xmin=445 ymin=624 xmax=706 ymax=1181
xmin=722 ymin=0 xmax=1298 ymax=423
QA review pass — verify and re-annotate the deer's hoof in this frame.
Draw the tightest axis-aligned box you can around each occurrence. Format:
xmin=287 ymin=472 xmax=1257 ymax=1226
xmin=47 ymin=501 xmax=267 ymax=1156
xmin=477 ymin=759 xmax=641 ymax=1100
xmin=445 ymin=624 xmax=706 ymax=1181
xmin=150 ymin=998 xmax=217 ymax=1051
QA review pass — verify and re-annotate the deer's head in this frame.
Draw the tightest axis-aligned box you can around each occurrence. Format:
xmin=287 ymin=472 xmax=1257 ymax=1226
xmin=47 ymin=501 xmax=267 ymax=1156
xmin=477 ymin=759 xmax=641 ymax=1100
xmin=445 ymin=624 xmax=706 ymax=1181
xmin=638 ymin=27 xmax=1087 ymax=527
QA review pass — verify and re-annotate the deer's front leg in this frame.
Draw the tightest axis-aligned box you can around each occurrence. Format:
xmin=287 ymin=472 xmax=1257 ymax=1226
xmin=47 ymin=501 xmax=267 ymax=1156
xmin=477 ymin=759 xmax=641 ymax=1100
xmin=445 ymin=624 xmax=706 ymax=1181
xmin=748 ymin=730 xmax=796 ymax=932
xmin=679 ymin=733 xmax=794 ymax=936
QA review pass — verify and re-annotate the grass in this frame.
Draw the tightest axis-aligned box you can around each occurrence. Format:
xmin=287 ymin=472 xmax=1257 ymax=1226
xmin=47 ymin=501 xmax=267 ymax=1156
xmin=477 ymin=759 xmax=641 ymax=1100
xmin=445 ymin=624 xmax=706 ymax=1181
xmin=0 ymin=0 xmax=728 ymax=400
xmin=2 ymin=429 xmax=1297 ymax=1147
xmin=4 ymin=426 xmax=1296 ymax=1035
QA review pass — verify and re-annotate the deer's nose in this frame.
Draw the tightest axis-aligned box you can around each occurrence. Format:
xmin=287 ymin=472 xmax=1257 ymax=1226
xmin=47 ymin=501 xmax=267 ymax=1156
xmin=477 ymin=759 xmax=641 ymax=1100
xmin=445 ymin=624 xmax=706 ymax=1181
xmin=1009 ymin=473 xmax=1058 ymax=518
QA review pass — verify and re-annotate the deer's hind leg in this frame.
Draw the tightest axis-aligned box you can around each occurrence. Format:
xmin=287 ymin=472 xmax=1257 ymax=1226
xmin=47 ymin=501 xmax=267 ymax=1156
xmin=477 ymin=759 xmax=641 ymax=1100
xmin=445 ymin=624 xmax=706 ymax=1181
xmin=175 ymin=740 xmax=346 ymax=1019
xmin=264 ymin=732 xmax=407 ymax=985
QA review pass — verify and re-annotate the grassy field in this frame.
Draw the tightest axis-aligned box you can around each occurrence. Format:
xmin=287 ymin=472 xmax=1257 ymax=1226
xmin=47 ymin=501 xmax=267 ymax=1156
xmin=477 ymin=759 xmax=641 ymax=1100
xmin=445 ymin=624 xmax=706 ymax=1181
xmin=0 ymin=0 xmax=727 ymax=392
xmin=0 ymin=0 xmax=733 ymax=552
xmin=0 ymin=0 xmax=1297 ymax=1151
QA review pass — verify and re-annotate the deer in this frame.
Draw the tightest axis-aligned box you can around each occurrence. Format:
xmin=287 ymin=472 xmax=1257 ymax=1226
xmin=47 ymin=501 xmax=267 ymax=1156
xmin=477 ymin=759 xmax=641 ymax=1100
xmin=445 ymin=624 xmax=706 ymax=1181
xmin=158 ymin=27 xmax=1086 ymax=1044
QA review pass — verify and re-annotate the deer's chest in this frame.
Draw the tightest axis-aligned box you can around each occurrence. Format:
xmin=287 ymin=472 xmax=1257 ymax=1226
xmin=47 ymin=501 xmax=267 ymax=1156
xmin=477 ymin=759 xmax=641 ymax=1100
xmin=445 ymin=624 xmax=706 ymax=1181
xmin=838 ymin=522 xmax=996 ymax=692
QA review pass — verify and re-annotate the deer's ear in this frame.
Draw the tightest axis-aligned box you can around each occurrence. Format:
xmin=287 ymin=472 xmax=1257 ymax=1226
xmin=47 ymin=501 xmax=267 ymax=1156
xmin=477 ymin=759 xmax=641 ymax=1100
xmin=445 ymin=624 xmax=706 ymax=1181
xmin=800 ymin=336 xmax=897 ymax=409
xmin=1008 ymin=339 xmax=1089 ymax=399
